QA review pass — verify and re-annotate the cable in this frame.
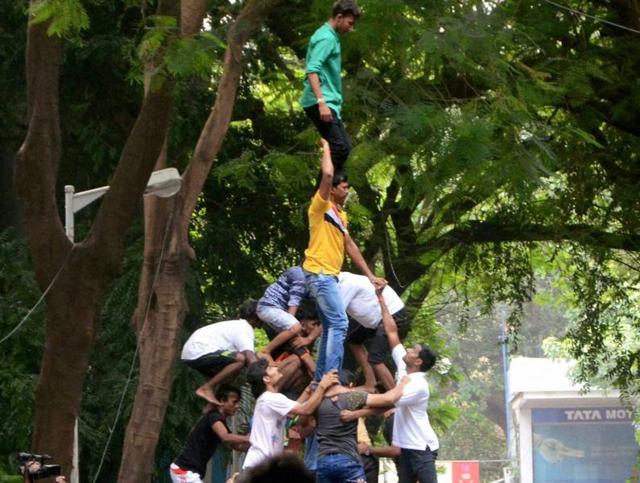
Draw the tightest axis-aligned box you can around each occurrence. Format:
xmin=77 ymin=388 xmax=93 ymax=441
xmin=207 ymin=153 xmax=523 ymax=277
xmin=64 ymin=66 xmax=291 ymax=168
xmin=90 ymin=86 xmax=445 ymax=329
xmin=0 ymin=245 xmax=75 ymax=345
xmin=383 ymin=217 xmax=406 ymax=289
xmin=90 ymin=207 xmax=175 ymax=483
xmin=542 ymin=0 xmax=640 ymax=35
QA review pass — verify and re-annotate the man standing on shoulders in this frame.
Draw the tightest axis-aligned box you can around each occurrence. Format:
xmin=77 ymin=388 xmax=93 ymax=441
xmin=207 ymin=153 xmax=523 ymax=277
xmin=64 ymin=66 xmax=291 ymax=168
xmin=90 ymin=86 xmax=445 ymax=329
xmin=378 ymin=293 xmax=440 ymax=483
xmin=300 ymin=0 xmax=361 ymax=173
xmin=303 ymin=139 xmax=385 ymax=381
xmin=170 ymin=385 xmax=249 ymax=483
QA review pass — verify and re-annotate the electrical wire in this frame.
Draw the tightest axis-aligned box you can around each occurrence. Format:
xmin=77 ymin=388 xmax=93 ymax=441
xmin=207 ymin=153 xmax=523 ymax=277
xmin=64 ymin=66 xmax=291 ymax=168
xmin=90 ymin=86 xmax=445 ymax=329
xmin=0 ymin=245 xmax=75 ymax=345
xmin=542 ymin=0 xmax=640 ymax=35
xmin=91 ymin=208 xmax=175 ymax=483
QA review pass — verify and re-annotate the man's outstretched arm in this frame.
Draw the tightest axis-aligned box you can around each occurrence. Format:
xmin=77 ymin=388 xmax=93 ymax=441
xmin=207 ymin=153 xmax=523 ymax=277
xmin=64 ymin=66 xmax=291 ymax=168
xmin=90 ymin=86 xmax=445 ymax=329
xmin=344 ymin=235 xmax=386 ymax=291
xmin=378 ymin=293 xmax=401 ymax=350
xmin=317 ymin=138 xmax=333 ymax=201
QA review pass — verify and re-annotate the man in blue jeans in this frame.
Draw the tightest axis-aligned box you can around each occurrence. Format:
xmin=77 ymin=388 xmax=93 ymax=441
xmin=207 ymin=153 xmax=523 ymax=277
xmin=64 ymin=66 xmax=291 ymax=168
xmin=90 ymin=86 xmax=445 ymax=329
xmin=314 ymin=370 xmax=409 ymax=483
xmin=302 ymin=139 xmax=386 ymax=382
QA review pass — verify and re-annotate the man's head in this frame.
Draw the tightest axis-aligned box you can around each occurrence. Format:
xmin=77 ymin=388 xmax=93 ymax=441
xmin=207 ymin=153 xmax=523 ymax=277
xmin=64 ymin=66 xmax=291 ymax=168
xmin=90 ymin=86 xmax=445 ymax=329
xmin=330 ymin=172 xmax=350 ymax=206
xmin=241 ymin=454 xmax=314 ymax=483
xmin=247 ymin=359 xmax=283 ymax=398
xmin=330 ymin=0 xmax=361 ymax=34
xmin=338 ymin=368 xmax=357 ymax=387
xmin=239 ymin=298 xmax=261 ymax=327
xmin=215 ymin=384 xmax=242 ymax=416
xmin=404 ymin=343 xmax=437 ymax=373
xmin=296 ymin=303 xmax=319 ymax=334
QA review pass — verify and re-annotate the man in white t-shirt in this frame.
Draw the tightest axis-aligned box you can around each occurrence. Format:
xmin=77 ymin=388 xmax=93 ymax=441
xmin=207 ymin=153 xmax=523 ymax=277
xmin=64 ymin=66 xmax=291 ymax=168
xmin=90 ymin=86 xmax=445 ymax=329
xmin=181 ymin=299 xmax=261 ymax=404
xmin=339 ymin=272 xmax=410 ymax=390
xmin=241 ymin=359 xmax=339 ymax=473
xmin=377 ymin=292 xmax=439 ymax=483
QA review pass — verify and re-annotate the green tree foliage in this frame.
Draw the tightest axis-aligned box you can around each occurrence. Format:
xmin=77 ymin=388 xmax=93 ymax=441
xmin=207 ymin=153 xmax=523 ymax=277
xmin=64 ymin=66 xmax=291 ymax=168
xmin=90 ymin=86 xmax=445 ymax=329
xmin=3 ymin=0 xmax=640 ymax=474
xmin=0 ymin=231 xmax=42 ymax=473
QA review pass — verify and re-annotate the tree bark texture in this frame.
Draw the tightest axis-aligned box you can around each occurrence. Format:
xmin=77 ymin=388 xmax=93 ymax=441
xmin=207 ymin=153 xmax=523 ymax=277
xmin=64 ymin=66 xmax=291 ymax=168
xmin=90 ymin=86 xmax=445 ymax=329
xmin=15 ymin=3 xmax=177 ymax=475
xmin=118 ymin=2 xmax=281 ymax=481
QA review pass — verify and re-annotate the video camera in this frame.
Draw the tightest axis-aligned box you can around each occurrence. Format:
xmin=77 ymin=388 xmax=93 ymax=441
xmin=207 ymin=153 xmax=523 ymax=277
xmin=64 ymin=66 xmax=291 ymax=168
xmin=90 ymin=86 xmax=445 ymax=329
xmin=18 ymin=452 xmax=61 ymax=480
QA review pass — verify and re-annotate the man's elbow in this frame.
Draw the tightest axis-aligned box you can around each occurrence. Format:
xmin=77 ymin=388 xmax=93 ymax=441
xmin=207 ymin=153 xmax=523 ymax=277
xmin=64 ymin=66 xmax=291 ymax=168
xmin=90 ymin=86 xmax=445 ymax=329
xmin=320 ymin=168 xmax=333 ymax=181
xmin=298 ymin=406 xmax=314 ymax=416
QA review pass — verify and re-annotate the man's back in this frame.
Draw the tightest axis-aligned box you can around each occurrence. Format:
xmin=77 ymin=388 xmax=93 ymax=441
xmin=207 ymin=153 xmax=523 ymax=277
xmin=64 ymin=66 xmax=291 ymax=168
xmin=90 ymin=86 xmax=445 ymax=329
xmin=339 ymin=272 xmax=404 ymax=328
xmin=181 ymin=319 xmax=254 ymax=360
xmin=316 ymin=391 xmax=367 ymax=462
xmin=300 ymin=23 xmax=343 ymax=116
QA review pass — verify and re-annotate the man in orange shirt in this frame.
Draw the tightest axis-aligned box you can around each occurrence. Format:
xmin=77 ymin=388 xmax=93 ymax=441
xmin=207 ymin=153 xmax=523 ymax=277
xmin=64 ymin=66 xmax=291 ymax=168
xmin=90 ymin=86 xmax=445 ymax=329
xmin=303 ymin=139 xmax=386 ymax=380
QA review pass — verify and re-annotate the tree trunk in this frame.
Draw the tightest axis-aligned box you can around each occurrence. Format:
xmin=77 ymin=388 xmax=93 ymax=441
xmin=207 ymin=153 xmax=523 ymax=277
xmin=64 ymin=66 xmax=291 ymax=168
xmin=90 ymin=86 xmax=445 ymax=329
xmin=117 ymin=194 xmax=190 ymax=483
xmin=16 ymin=3 xmax=177 ymax=474
xmin=30 ymin=253 xmax=104 ymax=473
xmin=118 ymin=2 xmax=280 ymax=481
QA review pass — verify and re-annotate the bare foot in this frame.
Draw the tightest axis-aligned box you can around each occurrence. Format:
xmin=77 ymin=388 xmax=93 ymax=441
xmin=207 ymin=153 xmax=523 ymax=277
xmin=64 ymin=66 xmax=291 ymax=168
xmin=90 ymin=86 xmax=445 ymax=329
xmin=196 ymin=386 xmax=220 ymax=405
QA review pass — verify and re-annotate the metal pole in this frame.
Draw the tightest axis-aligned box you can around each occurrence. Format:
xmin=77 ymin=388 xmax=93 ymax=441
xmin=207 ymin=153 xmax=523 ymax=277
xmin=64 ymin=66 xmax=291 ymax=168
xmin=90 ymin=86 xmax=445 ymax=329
xmin=499 ymin=304 xmax=513 ymax=460
xmin=64 ymin=185 xmax=79 ymax=483
xmin=64 ymin=185 xmax=75 ymax=242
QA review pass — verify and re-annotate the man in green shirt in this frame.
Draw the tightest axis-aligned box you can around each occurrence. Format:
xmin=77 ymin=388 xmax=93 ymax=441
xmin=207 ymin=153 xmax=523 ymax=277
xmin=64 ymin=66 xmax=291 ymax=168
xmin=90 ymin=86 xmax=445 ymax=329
xmin=300 ymin=0 xmax=361 ymax=174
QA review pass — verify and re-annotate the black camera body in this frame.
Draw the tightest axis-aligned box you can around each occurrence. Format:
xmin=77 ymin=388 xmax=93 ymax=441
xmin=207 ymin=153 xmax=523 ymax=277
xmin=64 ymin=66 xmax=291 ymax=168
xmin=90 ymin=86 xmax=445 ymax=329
xmin=18 ymin=453 xmax=61 ymax=480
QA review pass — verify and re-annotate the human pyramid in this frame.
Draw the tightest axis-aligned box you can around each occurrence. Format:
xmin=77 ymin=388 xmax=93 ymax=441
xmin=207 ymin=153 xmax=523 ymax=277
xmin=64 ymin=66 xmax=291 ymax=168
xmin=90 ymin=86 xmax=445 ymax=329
xmin=169 ymin=2 xmax=439 ymax=483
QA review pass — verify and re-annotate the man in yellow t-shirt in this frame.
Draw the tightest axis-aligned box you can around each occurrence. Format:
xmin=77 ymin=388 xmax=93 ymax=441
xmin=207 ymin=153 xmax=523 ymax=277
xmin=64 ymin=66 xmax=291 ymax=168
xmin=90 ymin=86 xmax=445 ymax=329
xmin=303 ymin=139 xmax=386 ymax=381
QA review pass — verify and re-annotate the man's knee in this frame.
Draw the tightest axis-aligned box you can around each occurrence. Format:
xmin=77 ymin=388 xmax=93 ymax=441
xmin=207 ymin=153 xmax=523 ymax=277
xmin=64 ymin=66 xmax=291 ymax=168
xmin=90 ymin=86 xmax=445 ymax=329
xmin=235 ymin=352 xmax=247 ymax=365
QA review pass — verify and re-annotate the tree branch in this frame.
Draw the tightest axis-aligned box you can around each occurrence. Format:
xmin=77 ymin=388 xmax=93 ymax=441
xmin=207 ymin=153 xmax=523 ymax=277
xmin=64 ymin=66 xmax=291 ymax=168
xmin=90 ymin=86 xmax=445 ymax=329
xmin=426 ymin=220 xmax=640 ymax=253
xmin=180 ymin=0 xmax=282 ymax=224
xmin=15 ymin=10 xmax=70 ymax=285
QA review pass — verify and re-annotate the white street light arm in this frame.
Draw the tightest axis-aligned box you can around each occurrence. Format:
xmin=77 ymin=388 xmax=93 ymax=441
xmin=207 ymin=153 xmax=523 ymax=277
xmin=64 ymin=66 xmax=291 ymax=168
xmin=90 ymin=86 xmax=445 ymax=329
xmin=64 ymin=168 xmax=182 ymax=242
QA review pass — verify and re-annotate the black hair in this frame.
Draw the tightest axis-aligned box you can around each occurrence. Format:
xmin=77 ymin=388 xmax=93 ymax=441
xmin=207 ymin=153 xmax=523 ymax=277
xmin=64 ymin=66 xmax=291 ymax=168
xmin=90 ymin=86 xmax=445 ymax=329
xmin=239 ymin=298 xmax=258 ymax=321
xmin=247 ymin=359 xmax=269 ymax=399
xmin=418 ymin=344 xmax=437 ymax=372
xmin=331 ymin=0 xmax=362 ymax=18
xmin=215 ymin=384 xmax=241 ymax=402
xmin=312 ymin=169 xmax=349 ymax=194
xmin=338 ymin=369 xmax=357 ymax=386
xmin=296 ymin=301 xmax=318 ymax=322
xmin=241 ymin=454 xmax=314 ymax=483
xmin=332 ymin=171 xmax=348 ymax=187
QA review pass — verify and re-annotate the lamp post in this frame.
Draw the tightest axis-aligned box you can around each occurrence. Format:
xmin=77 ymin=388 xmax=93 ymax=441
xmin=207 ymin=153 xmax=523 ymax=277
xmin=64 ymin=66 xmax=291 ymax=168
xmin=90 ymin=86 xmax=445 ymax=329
xmin=63 ymin=167 xmax=182 ymax=483
xmin=64 ymin=167 xmax=182 ymax=242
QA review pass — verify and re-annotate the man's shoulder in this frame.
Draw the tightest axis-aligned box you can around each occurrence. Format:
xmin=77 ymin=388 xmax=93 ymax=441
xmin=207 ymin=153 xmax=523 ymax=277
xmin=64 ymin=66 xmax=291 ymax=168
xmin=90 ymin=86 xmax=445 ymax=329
xmin=286 ymin=266 xmax=305 ymax=281
xmin=260 ymin=390 xmax=292 ymax=404
xmin=205 ymin=409 xmax=226 ymax=424
xmin=312 ymin=23 xmax=335 ymax=41
xmin=309 ymin=190 xmax=331 ymax=211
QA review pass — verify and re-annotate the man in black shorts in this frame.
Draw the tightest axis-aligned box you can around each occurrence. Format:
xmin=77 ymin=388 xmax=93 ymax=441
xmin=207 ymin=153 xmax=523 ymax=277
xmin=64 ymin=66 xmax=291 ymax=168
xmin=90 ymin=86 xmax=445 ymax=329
xmin=339 ymin=272 xmax=410 ymax=390
xmin=181 ymin=300 xmax=261 ymax=403
xmin=169 ymin=385 xmax=250 ymax=483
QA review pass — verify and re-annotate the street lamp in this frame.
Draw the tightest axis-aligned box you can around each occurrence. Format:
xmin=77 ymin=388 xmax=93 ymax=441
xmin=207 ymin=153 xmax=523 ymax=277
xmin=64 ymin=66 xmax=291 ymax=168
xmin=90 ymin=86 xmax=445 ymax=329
xmin=63 ymin=167 xmax=182 ymax=483
xmin=64 ymin=167 xmax=182 ymax=242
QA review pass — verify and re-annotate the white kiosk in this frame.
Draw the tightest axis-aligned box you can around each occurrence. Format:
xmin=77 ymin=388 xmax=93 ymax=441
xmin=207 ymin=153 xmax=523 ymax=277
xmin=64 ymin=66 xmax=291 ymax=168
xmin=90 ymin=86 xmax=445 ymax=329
xmin=508 ymin=357 xmax=638 ymax=483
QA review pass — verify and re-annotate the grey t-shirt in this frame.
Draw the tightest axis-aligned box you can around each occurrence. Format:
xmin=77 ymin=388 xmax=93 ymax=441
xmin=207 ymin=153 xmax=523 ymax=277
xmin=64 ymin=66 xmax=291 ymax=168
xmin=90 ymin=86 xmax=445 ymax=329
xmin=316 ymin=390 xmax=368 ymax=463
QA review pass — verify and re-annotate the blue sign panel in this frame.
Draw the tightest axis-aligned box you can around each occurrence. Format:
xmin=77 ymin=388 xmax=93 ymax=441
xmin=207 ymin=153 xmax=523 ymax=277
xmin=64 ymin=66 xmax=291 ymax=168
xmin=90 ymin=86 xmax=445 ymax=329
xmin=532 ymin=407 xmax=639 ymax=483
